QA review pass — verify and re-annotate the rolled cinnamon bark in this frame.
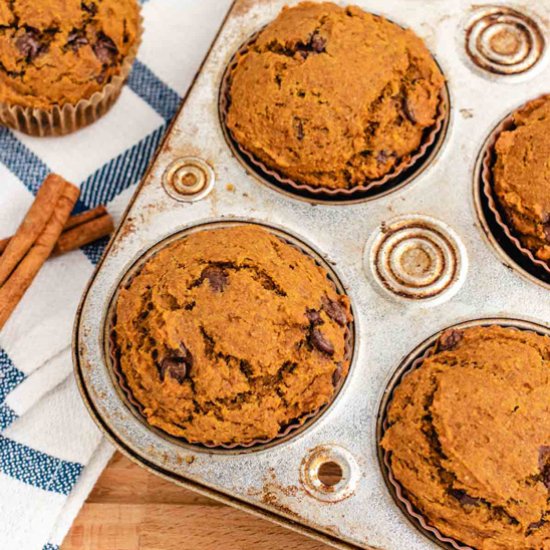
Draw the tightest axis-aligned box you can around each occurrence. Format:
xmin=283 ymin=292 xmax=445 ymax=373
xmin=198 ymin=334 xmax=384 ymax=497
xmin=52 ymin=213 xmax=114 ymax=256
xmin=0 ymin=179 xmax=80 ymax=330
xmin=0 ymin=174 xmax=67 ymax=286
xmin=0 ymin=205 xmax=112 ymax=257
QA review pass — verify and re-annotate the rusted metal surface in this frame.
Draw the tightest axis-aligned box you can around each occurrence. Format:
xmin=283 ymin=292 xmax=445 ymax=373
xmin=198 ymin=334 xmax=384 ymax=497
xmin=465 ymin=6 xmax=544 ymax=75
xmin=73 ymin=1 xmax=550 ymax=550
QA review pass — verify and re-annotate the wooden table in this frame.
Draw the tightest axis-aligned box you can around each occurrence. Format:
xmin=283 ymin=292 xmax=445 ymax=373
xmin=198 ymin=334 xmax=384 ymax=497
xmin=62 ymin=452 xmax=331 ymax=550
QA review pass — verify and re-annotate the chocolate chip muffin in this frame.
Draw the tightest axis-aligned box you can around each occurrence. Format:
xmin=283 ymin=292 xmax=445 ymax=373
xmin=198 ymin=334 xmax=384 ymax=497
xmin=224 ymin=2 xmax=445 ymax=191
xmin=492 ymin=96 xmax=550 ymax=265
xmin=112 ymin=225 xmax=352 ymax=447
xmin=382 ymin=326 xmax=550 ymax=550
xmin=0 ymin=0 xmax=140 ymax=134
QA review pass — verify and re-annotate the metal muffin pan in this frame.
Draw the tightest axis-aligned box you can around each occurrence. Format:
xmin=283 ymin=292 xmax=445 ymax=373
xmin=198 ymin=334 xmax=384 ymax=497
xmin=73 ymin=1 xmax=550 ymax=549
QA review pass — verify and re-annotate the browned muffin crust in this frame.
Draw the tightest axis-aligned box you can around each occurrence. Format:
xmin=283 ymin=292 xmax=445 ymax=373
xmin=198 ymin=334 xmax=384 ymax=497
xmin=0 ymin=0 xmax=140 ymax=109
xmin=382 ymin=326 xmax=550 ymax=550
xmin=113 ymin=225 xmax=352 ymax=446
xmin=493 ymin=96 xmax=550 ymax=264
xmin=225 ymin=2 xmax=445 ymax=190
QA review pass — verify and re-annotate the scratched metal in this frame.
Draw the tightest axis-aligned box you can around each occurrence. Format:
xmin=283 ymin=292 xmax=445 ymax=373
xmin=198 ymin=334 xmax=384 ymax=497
xmin=73 ymin=1 xmax=550 ymax=549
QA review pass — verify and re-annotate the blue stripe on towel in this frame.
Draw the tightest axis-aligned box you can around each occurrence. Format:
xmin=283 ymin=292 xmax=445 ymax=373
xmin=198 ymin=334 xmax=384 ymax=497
xmin=127 ymin=60 xmax=181 ymax=122
xmin=43 ymin=543 xmax=59 ymax=550
xmin=79 ymin=124 xmax=166 ymax=209
xmin=0 ymin=128 xmax=50 ymax=194
xmin=0 ymin=435 xmax=83 ymax=495
xmin=0 ymin=403 xmax=17 ymax=431
xmin=0 ymin=348 xmax=25 ymax=404
xmin=81 ymin=235 xmax=110 ymax=266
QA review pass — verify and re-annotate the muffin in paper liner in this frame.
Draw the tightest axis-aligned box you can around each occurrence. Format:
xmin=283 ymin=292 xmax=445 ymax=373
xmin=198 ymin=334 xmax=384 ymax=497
xmin=106 ymin=225 xmax=354 ymax=451
xmin=0 ymin=15 xmax=143 ymax=137
xmin=219 ymin=29 xmax=449 ymax=200
xmin=378 ymin=322 xmax=549 ymax=550
xmin=481 ymin=96 xmax=550 ymax=276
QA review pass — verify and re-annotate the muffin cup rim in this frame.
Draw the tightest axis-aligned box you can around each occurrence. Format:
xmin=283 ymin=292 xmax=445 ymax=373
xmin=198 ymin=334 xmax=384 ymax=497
xmin=219 ymin=26 xmax=449 ymax=198
xmin=0 ymin=12 xmax=143 ymax=137
xmin=480 ymin=95 xmax=550 ymax=275
xmin=106 ymin=221 xmax=355 ymax=452
xmin=378 ymin=319 xmax=550 ymax=550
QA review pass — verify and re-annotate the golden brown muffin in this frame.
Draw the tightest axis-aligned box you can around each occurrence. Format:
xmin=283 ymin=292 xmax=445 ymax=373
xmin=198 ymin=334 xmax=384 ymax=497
xmin=0 ymin=0 xmax=140 ymax=110
xmin=113 ymin=225 xmax=352 ymax=446
xmin=493 ymin=96 xmax=550 ymax=264
xmin=225 ymin=2 xmax=445 ymax=191
xmin=382 ymin=326 xmax=550 ymax=550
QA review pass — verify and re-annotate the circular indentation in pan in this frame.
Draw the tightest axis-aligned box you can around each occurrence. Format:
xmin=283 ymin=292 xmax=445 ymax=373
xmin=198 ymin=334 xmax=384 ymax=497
xmin=300 ymin=445 xmax=359 ymax=502
xmin=474 ymin=99 xmax=550 ymax=290
xmin=219 ymin=29 xmax=450 ymax=205
xmin=162 ymin=157 xmax=215 ymax=202
xmin=365 ymin=215 xmax=467 ymax=303
xmin=376 ymin=318 xmax=550 ymax=550
xmin=465 ymin=7 xmax=544 ymax=76
xmin=104 ymin=220 xmax=355 ymax=454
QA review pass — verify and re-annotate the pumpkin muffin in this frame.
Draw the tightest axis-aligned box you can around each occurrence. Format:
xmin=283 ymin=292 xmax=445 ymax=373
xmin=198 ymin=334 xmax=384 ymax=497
xmin=492 ymin=96 xmax=550 ymax=265
xmin=224 ymin=2 xmax=445 ymax=191
xmin=112 ymin=225 xmax=352 ymax=447
xmin=382 ymin=326 xmax=550 ymax=550
xmin=0 ymin=0 xmax=140 ymax=133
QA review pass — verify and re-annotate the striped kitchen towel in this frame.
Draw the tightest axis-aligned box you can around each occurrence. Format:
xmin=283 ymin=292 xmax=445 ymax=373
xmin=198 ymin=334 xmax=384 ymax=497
xmin=0 ymin=1 xmax=232 ymax=549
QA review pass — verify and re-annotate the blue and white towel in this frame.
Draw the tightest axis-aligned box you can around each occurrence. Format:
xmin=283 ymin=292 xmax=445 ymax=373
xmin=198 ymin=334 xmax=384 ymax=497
xmin=0 ymin=2 xmax=232 ymax=548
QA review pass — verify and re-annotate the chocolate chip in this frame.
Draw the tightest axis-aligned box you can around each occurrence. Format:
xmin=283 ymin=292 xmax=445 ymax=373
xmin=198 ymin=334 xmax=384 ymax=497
xmin=306 ymin=308 xmax=322 ymax=325
xmin=332 ymin=362 xmax=343 ymax=386
xmin=16 ymin=29 xmax=44 ymax=61
xmin=527 ymin=518 xmax=547 ymax=533
xmin=437 ymin=329 xmax=463 ymax=352
xmin=293 ymin=117 xmax=304 ymax=140
xmin=201 ymin=266 xmax=228 ymax=292
xmin=322 ymin=297 xmax=348 ymax=326
xmin=403 ymin=96 xmax=417 ymax=124
xmin=159 ymin=344 xmax=193 ymax=384
xmin=81 ymin=1 xmax=98 ymax=15
xmin=311 ymin=328 xmax=334 ymax=356
xmin=67 ymin=29 xmax=89 ymax=52
xmin=449 ymin=488 xmax=479 ymax=506
xmin=310 ymin=32 xmax=326 ymax=53
xmin=539 ymin=446 xmax=550 ymax=489
xmin=93 ymin=32 xmax=118 ymax=64
xmin=376 ymin=150 xmax=394 ymax=164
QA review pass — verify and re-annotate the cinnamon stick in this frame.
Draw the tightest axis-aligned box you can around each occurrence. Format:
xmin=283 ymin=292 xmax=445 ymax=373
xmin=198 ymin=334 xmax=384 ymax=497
xmin=0 ymin=205 xmax=112 ymax=256
xmin=52 ymin=213 xmax=114 ymax=256
xmin=0 ymin=179 xmax=80 ymax=330
xmin=0 ymin=174 xmax=67 ymax=286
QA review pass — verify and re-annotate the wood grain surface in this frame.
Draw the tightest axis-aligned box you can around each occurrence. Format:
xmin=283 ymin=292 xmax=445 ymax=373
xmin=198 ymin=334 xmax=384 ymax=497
xmin=62 ymin=452 xmax=332 ymax=550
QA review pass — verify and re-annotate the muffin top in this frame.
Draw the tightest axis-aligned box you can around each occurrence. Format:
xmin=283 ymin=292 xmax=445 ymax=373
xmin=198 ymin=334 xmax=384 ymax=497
xmin=225 ymin=1 xmax=445 ymax=190
xmin=0 ymin=0 xmax=140 ymax=109
xmin=382 ymin=326 xmax=550 ymax=550
xmin=493 ymin=96 xmax=550 ymax=263
xmin=113 ymin=225 xmax=352 ymax=446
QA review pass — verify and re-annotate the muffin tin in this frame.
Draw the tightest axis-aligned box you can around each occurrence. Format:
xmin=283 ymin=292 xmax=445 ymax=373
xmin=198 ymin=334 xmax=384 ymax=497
xmin=73 ymin=1 xmax=550 ymax=549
